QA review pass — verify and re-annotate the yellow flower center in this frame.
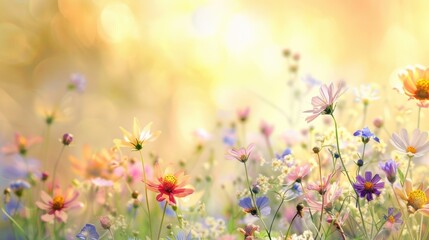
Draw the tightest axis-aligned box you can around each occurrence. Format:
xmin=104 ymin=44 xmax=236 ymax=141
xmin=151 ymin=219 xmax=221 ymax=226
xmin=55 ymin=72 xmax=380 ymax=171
xmin=163 ymin=174 xmax=177 ymax=188
xmin=387 ymin=215 xmax=396 ymax=223
xmin=408 ymin=190 xmax=427 ymax=210
xmin=406 ymin=146 xmax=417 ymax=154
xmin=52 ymin=196 xmax=65 ymax=211
xmin=415 ymin=78 xmax=429 ymax=100
xmin=364 ymin=181 xmax=373 ymax=190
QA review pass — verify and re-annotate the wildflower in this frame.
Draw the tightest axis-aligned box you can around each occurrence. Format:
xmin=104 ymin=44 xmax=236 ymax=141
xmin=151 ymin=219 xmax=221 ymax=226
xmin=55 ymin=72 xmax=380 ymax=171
xmin=394 ymin=178 xmax=429 ymax=215
xmin=166 ymin=231 xmax=192 ymax=240
xmin=353 ymin=127 xmax=380 ymax=143
xmin=286 ymin=164 xmax=311 ymax=183
xmin=353 ymin=171 xmax=384 ymax=202
xmin=145 ymin=163 xmax=194 ymax=206
xmin=36 ymin=189 xmax=81 ymax=223
xmin=61 ymin=133 xmax=73 ymax=145
xmin=1 ymin=133 xmax=42 ymax=156
xmin=327 ymin=211 xmax=348 ymax=238
xmin=379 ymin=160 xmax=399 ymax=184
xmin=76 ymin=223 xmax=99 ymax=240
xmin=354 ymin=84 xmax=379 ymax=106
xmin=237 ymin=107 xmax=250 ymax=122
xmin=114 ymin=118 xmax=161 ymax=151
xmin=373 ymin=117 xmax=384 ymax=128
xmin=275 ymin=148 xmax=292 ymax=160
xmin=9 ymin=180 xmax=31 ymax=198
xmin=307 ymin=167 xmax=341 ymax=195
xmin=304 ymin=82 xmax=346 ymax=123
xmin=238 ymin=224 xmax=259 ymax=240
xmin=68 ymin=73 xmax=86 ymax=93
xmin=390 ymin=128 xmax=429 ymax=158
xmin=397 ymin=65 xmax=429 ymax=106
xmin=306 ymin=182 xmax=342 ymax=212
xmin=260 ymin=121 xmax=274 ymax=138
xmin=238 ymin=196 xmax=271 ymax=217
xmin=223 ymin=128 xmax=236 ymax=146
xmin=227 ymin=143 xmax=255 ymax=163
xmin=384 ymin=208 xmax=403 ymax=229
xmin=99 ymin=216 xmax=112 ymax=230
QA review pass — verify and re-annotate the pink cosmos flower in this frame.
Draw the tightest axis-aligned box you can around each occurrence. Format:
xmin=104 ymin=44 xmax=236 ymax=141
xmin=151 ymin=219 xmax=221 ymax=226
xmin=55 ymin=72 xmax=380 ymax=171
xmin=306 ymin=183 xmax=342 ymax=213
xmin=237 ymin=107 xmax=250 ymax=122
xmin=226 ymin=143 xmax=255 ymax=163
xmin=304 ymin=82 xmax=346 ymax=123
xmin=260 ymin=121 xmax=274 ymax=138
xmin=36 ymin=189 xmax=81 ymax=223
xmin=1 ymin=133 xmax=42 ymax=156
xmin=307 ymin=167 xmax=341 ymax=195
xmin=286 ymin=164 xmax=311 ymax=183
xmin=390 ymin=128 xmax=429 ymax=158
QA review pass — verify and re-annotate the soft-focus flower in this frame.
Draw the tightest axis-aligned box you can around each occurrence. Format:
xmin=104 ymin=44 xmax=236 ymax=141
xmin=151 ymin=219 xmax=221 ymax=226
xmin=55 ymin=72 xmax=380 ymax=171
xmin=353 ymin=127 xmax=380 ymax=143
xmin=384 ymin=208 xmax=403 ymax=230
xmin=223 ymin=128 xmax=236 ymax=146
xmin=307 ymin=167 xmax=341 ymax=195
xmin=373 ymin=117 xmax=384 ymax=128
xmin=260 ymin=121 xmax=274 ymax=138
xmin=36 ymin=189 xmax=81 ymax=223
xmin=114 ymin=118 xmax=161 ymax=151
xmin=304 ymin=82 xmax=346 ymax=123
xmin=286 ymin=165 xmax=311 ymax=183
xmin=238 ymin=224 xmax=259 ymax=240
xmin=354 ymin=84 xmax=379 ymax=105
xmin=275 ymin=148 xmax=292 ymax=160
xmin=145 ymin=163 xmax=194 ymax=205
xmin=379 ymin=160 xmax=399 ymax=184
xmin=394 ymin=178 xmax=429 ymax=215
xmin=237 ymin=107 xmax=250 ymax=122
xmin=353 ymin=171 xmax=384 ymax=202
xmin=390 ymin=128 xmax=429 ymax=158
xmin=68 ymin=73 xmax=86 ymax=93
xmin=76 ymin=223 xmax=99 ymax=240
xmin=226 ymin=143 xmax=255 ymax=163
xmin=9 ymin=180 xmax=31 ymax=198
xmin=1 ymin=133 xmax=42 ymax=156
xmin=99 ymin=216 xmax=112 ymax=230
xmin=91 ymin=177 xmax=114 ymax=187
xmin=238 ymin=196 xmax=271 ymax=217
xmin=397 ymin=65 xmax=429 ymax=106
xmin=166 ymin=231 xmax=192 ymax=240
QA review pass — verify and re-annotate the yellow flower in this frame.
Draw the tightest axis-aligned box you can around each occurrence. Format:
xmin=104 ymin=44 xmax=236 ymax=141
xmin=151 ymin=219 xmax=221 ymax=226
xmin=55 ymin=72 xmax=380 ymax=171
xmin=394 ymin=178 xmax=429 ymax=216
xmin=114 ymin=118 xmax=161 ymax=151
xmin=397 ymin=65 xmax=429 ymax=107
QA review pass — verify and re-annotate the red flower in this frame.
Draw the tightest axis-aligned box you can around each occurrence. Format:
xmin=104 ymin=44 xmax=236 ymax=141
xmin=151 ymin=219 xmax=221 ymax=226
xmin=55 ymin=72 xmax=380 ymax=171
xmin=145 ymin=163 xmax=194 ymax=205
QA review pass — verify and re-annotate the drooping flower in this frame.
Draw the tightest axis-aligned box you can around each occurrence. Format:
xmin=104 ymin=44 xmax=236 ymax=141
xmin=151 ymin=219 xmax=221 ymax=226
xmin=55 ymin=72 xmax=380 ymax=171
xmin=390 ymin=128 xmax=429 ymax=158
xmin=226 ymin=143 xmax=255 ymax=163
xmin=353 ymin=127 xmax=380 ymax=143
xmin=379 ymin=160 xmax=399 ymax=184
xmin=397 ymin=65 xmax=429 ymax=106
xmin=384 ymin=208 xmax=403 ymax=230
xmin=353 ymin=171 xmax=384 ymax=202
xmin=238 ymin=196 xmax=271 ymax=217
xmin=304 ymin=82 xmax=347 ymax=123
xmin=145 ymin=163 xmax=194 ymax=205
xmin=286 ymin=164 xmax=311 ymax=183
xmin=1 ymin=133 xmax=42 ymax=156
xmin=35 ymin=189 xmax=81 ymax=223
xmin=394 ymin=178 xmax=429 ymax=215
xmin=76 ymin=223 xmax=99 ymax=240
xmin=114 ymin=118 xmax=161 ymax=151
xmin=238 ymin=224 xmax=259 ymax=240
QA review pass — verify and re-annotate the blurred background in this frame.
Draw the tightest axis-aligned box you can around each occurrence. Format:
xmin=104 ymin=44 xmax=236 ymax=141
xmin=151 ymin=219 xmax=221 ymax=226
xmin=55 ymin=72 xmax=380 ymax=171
xmin=0 ymin=0 xmax=428 ymax=182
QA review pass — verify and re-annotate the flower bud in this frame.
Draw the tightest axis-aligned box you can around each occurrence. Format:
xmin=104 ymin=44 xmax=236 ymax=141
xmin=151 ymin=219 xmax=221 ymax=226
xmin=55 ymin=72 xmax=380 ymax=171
xmin=61 ymin=133 xmax=73 ymax=145
xmin=357 ymin=159 xmax=364 ymax=167
xmin=41 ymin=172 xmax=49 ymax=182
xmin=131 ymin=190 xmax=139 ymax=199
xmin=312 ymin=147 xmax=320 ymax=154
xmin=99 ymin=216 xmax=112 ymax=230
xmin=252 ymin=184 xmax=260 ymax=194
xmin=296 ymin=203 xmax=305 ymax=218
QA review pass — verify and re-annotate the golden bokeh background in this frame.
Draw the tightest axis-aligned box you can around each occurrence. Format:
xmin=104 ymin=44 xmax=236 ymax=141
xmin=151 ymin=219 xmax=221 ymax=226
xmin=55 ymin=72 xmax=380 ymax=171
xmin=1 ymin=0 xmax=428 ymax=162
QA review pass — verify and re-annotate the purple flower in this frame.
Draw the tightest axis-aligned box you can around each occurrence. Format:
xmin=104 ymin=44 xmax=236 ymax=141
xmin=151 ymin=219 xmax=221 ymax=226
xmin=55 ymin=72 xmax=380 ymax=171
xmin=239 ymin=196 xmax=271 ymax=217
xmin=76 ymin=223 xmax=99 ymax=240
xmin=384 ymin=208 xmax=402 ymax=229
xmin=9 ymin=180 xmax=31 ymax=197
xmin=353 ymin=171 xmax=384 ymax=202
xmin=379 ymin=160 xmax=399 ymax=184
xmin=353 ymin=127 xmax=380 ymax=143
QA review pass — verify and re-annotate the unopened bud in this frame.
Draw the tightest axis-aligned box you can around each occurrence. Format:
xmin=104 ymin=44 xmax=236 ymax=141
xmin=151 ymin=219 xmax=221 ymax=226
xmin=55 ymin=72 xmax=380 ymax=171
xmin=61 ymin=133 xmax=73 ymax=145
xmin=131 ymin=191 xmax=139 ymax=199
xmin=99 ymin=216 xmax=112 ymax=230
xmin=312 ymin=147 xmax=320 ymax=154
xmin=296 ymin=203 xmax=305 ymax=218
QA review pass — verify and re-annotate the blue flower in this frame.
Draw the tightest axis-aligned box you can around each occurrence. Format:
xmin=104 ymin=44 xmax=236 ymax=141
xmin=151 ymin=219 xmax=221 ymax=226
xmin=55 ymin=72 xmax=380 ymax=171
xmin=353 ymin=127 xmax=379 ymax=143
xmin=283 ymin=182 xmax=303 ymax=201
xmin=223 ymin=128 xmax=236 ymax=146
xmin=379 ymin=160 xmax=399 ymax=184
xmin=9 ymin=179 xmax=31 ymax=197
xmin=239 ymin=196 xmax=271 ymax=216
xmin=275 ymin=148 xmax=292 ymax=160
xmin=167 ymin=231 xmax=193 ymax=240
xmin=76 ymin=224 xmax=99 ymax=240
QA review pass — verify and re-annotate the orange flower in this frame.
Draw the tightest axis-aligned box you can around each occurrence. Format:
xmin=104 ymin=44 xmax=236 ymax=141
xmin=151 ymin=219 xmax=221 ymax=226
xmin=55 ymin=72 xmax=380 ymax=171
xmin=398 ymin=65 xmax=429 ymax=106
xmin=394 ymin=178 xmax=429 ymax=216
xmin=1 ymin=133 xmax=42 ymax=156
xmin=145 ymin=163 xmax=194 ymax=205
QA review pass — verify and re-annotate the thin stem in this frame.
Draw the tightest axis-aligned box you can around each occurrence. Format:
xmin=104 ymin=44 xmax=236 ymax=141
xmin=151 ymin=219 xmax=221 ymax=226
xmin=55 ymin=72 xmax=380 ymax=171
xmin=109 ymin=229 xmax=115 ymax=240
xmin=419 ymin=214 xmax=424 ymax=240
xmin=265 ymin=136 xmax=274 ymax=160
xmin=1 ymin=207 xmax=28 ymax=240
xmin=417 ymin=106 xmax=422 ymax=130
xmin=362 ymin=103 xmax=368 ymax=127
xmin=157 ymin=201 xmax=168 ymax=240
xmin=315 ymin=151 xmax=324 ymax=240
xmin=139 ymin=151 xmax=153 ymax=239
xmin=51 ymin=145 xmax=65 ymax=195
xmin=269 ymin=188 xmax=291 ymax=234
xmin=404 ymin=156 xmax=413 ymax=183
xmin=284 ymin=213 xmax=298 ymax=240
xmin=331 ymin=114 xmax=369 ymax=239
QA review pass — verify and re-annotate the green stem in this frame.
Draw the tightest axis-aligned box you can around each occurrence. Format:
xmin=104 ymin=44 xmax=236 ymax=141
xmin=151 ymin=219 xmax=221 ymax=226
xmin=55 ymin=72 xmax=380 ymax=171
xmin=157 ymin=201 xmax=168 ymax=240
xmin=403 ymin=156 xmax=413 ymax=183
xmin=1 ymin=207 xmax=28 ymax=240
xmin=284 ymin=213 xmax=298 ymax=240
xmin=51 ymin=145 xmax=65 ymax=195
xmin=315 ymin=152 xmax=324 ymax=240
xmin=139 ymin=151 xmax=153 ymax=239
xmin=362 ymin=103 xmax=368 ymax=127
xmin=269 ymin=188 xmax=291 ymax=234
xmin=417 ymin=106 xmax=421 ymax=130
xmin=331 ymin=114 xmax=369 ymax=239
xmin=419 ymin=214 xmax=424 ymax=240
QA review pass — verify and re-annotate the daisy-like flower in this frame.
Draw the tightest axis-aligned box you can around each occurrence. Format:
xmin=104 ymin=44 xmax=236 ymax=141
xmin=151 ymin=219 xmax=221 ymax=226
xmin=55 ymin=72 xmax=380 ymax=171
xmin=379 ymin=160 xmax=399 ymax=184
xmin=145 ymin=163 xmax=194 ymax=205
xmin=354 ymin=84 xmax=379 ymax=106
xmin=238 ymin=196 xmax=271 ymax=217
xmin=114 ymin=118 xmax=161 ymax=151
xmin=35 ymin=189 xmax=81 ymax=223
xmin=304 ymin=82 xmax=347 ymax=123
xmin=226 ymin=143 xmax=255 ymax=163
xmin=390 ymin=128 xmax=429 ymax=158
xmin=76 ymin=223 xmax=99 ymax=240
xmin=384 ymin=208 xmax=403 ymax=230
xmin=397 ymin=65 xmax=429 ymax=106
xmin=353 ymin=171 xmax=384 ymax=202
xmin=1 ymin=133 xmax=42 ymax=156
xmin=353 ymin=127 xmax=380 ymax=143
xmin=394 ymin=178 xmax=429 ymax=215
xmin=286 ymin=164 xmax=311 ymax=183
